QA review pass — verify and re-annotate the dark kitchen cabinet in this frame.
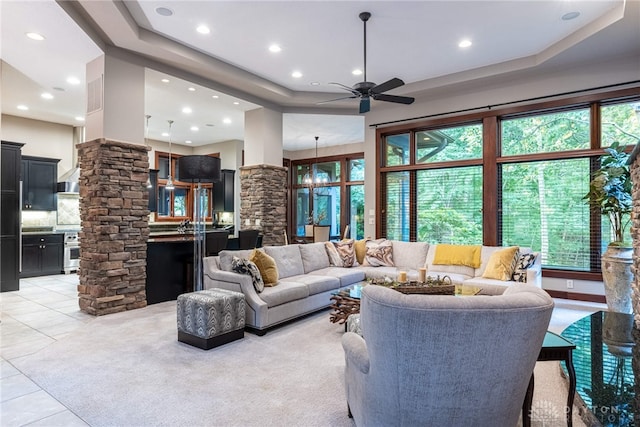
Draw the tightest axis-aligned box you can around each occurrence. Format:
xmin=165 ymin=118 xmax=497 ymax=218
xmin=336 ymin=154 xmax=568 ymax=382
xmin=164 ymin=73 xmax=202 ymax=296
xmin=213 ymin=169 xmax=235 ymax=212
xmin=21 ymin=234 xmax=64 ymax=277
xmin=1 ymin=141 xmax=23 ymax=292
xmin=21 ymin=156 xmax=59 ymax=211
xmin=148 ymin=169 xmax=158 ymax=212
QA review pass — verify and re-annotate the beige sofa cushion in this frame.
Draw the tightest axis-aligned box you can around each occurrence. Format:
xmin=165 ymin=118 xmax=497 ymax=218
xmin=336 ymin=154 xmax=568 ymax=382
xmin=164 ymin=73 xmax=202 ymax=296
xmin=391 ymin=241 xmax=429 ymax=270
xmin=299 ymin=243 xmax=330 ymax=273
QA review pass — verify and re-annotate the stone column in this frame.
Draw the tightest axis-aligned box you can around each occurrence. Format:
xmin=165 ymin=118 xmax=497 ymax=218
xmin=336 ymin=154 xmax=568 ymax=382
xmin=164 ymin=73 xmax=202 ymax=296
xmin=240 ymin=165 xmax=287 ymax=246
xmin=77 ymin=138 xmax=150 ymax=315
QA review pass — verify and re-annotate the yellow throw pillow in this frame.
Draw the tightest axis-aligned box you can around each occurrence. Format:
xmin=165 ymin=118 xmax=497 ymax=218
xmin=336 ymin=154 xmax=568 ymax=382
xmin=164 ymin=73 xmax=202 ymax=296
xmin=249 ymin=249 xmax=279 ymax=286
xmin=433 ymin=244 xmax=482 ymax=268
xmin=354 ymin=238 xmax=370 ymax=265
xmin=482 ymin=246 xmax=519 ymax=281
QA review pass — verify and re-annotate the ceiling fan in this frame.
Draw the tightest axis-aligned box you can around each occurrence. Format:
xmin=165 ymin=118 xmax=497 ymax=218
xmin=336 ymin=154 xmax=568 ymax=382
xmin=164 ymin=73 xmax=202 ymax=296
xmin=321 ymin=11 xmax=415 ymax=114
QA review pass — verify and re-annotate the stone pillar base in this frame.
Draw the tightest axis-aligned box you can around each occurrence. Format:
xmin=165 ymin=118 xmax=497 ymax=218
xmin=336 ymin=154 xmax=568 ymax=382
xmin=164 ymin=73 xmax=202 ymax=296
xmin=77 ymin=138 xmax=150 ymax=315
xmin=240 ymin=164 xmax=287 ymax=246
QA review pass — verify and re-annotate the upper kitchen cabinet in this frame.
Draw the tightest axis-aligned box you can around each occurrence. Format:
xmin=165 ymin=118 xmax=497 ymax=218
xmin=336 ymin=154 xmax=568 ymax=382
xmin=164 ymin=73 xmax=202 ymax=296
xmin=21 ymin=156 xmax=59 ymax=211
xmin=213 ymin=169 xmax=235 ymax=212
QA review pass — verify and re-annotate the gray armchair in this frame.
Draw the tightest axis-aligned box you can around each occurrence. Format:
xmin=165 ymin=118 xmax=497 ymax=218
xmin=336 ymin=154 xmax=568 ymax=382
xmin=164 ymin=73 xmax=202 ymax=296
xmin=341 ymin=283 xmax=554 ymax=427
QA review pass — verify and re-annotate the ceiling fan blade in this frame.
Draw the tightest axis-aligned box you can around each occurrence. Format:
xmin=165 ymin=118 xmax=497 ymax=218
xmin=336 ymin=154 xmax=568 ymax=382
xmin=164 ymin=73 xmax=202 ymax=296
xmin=370 ymin=77 xmax=405 ymax=94
xmin=316 ymin=95 xmax=358 ymax=105
xmin=328 ymin=82 xmax=360 ymax=95
xmin=372 ymin=93 xmax=415 ymax=105
xmin=359 ymin=97 xmax=370 ymax=114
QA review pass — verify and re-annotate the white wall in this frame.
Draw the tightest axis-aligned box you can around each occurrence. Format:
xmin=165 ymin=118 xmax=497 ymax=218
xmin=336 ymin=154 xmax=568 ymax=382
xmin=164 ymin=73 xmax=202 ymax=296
xmin=1 ymin=115 xmax=75 ymax=178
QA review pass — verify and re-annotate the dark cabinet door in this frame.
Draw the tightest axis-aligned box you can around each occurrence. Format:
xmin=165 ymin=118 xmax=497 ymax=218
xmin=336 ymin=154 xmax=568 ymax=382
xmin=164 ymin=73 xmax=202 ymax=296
xmin=21 ymin=157 xmax=59 ymax=211
xmin=213 ymin=169 xmax=235 ymax=212
xmin=41 ymin=242 xmax=63 ymax=274
xmin=21 ymin=242 xmax=42 ymax=276
xmin=1 ymin=141 xmax=22 ymax=292
xmin=20 ymin=234 xmax=64 ymax=277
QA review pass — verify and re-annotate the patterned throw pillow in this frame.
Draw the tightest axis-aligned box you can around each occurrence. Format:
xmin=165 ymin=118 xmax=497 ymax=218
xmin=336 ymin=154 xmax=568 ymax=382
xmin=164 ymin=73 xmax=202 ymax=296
xmin=334 ymin=239 xmax=356 ymax=267
xmin=325 ymin=242 xmax=343 ymax=267
xmin=231 ymin=256 xmax=264 ymax=293
xmin=364 ymin=240 xmax=394 ymax=267
xmin=511 ymin=252 xmax=537 ymax=282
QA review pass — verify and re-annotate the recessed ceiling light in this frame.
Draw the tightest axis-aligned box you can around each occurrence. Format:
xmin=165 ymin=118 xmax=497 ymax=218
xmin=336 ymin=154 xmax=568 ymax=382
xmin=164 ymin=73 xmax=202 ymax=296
xmin=185 ymin=140 xmax=192 ymax=144
xmin=161 ymin=78 xmax=170 ymax=83
xmin=75 ymin=116 xmax=85 ymax=122
xmin=352 ymin=69 xmax=363 ymax=76
xmin=155 ymin=7 xmax=173 ymax=17
xmin=66 ymin=76 xmax=81 ymax=85
xmin=196 ymin=25 xmax=210 ymax=35
xmin=458 ymin=39 xmax=472 ymax=48
xmin=161 ymin=132 xmax=169 ymax=137
xmin=310 ymin=82 xmax=320 ymax=86
xmin=182 ymin=107 xmax=192 ymax=114
xmin=17 ymin=105 xmax=29 ymax=111
xmin=190 ymin=126 xmax=199 ymax=132
xmin=26 ymin=32 xmax=45 ymax=41
xmin=291 ymin=71 xmax=303 ymax=78
xmin=268 ymin=44 xmax=281 ymax=53
xmin=41 ymin=92 xmax=54 ymax=100
xmin=562 ymin=11 xmax=580 ymax=21
xmin=188 ymin=87 xmax=196 ymax=92
xmin=223 ymin=118 xmax=232 ymax=124
xmin=212 ymin=95 xmax=219 ymax=99
xmin=233 ymin=101 xmax=239 ymax=105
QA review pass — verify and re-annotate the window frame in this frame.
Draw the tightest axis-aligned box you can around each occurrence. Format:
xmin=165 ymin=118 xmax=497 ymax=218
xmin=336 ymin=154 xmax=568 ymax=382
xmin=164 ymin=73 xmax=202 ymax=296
xmin=375 ymin=87 xmax=640 ymax=281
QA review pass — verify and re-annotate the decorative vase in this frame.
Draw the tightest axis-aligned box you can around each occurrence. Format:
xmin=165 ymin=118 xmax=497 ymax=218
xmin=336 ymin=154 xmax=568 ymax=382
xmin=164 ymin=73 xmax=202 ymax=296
xmin=601 ymin=245 xmax=633 ymax=314
xmin=305 ymin=225 xmax=314 ymax=237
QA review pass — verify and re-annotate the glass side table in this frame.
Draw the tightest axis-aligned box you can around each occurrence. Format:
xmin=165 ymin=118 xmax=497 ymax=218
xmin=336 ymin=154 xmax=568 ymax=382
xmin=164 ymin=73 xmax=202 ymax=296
xmin=561 ymin=311 xmax=635 ymax=427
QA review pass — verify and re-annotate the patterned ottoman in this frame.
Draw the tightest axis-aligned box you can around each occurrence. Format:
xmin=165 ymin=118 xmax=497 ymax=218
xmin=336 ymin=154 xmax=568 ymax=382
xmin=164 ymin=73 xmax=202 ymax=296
xmin=177 ymin=289 xmax=245 ymax=350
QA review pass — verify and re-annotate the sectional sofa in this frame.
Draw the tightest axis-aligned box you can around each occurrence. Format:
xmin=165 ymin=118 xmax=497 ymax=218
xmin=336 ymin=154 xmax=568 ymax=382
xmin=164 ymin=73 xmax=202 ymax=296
xmin=202 ymin=241 xmax=541 ymax=333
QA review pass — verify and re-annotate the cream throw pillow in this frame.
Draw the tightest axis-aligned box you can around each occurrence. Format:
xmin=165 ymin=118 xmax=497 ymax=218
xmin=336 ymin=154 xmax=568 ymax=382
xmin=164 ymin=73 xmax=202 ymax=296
xmin=325 ymin=242 xmax=343 ymax=267
xmin=482 ymin=246 xmax=519 ymax=281
xmin=249 ymin=249 xmax=279 ymax=286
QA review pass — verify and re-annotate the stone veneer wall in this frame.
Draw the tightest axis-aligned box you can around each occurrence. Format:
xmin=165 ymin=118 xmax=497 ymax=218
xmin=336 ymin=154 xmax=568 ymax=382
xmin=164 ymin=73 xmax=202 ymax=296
xmin=240 ymin=164 xmax=287 ymax=246
xmin=77 ymin=138 xmax=150 ymax=315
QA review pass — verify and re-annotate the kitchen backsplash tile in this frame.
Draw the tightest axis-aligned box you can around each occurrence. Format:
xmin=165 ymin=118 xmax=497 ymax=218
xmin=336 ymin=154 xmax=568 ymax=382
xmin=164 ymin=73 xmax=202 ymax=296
xmin=57 ymin=194 xmax=80 ymax=226
xmin=22 ymin=211 xmax=56 ymax=228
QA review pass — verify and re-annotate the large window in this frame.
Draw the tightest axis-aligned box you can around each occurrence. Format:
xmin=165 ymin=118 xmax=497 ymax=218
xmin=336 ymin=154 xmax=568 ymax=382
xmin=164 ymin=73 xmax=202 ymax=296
xmin=291 ymin=154 xmax=364 ymax=240
xmin=380 ymin=123 xmax=483 ymax=243
xmin=377 ymin=91 xmax=640 ymax=276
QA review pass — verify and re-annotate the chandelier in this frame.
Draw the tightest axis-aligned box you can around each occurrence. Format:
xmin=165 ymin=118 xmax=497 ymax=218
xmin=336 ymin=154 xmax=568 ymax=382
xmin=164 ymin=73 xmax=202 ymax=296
xmin=303 ymin=136 xmax=328 ymax=190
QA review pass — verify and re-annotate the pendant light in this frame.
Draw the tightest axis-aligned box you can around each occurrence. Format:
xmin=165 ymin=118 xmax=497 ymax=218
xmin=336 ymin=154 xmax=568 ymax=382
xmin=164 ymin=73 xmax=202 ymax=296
xmin=145 ymin=115 xmax=152 ymax=188
xmin=165 ymin=119 xmax=175 ymax=191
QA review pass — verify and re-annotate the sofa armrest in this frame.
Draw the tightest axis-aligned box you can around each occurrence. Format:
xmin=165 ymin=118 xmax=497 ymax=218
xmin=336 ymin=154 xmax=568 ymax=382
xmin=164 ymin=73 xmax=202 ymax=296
xmin=203 ymin=269 xmax=268 ymax=318
xmin=342 ymin=332 xmax=370 ymax=374
xmin=526 ymin=256 xmax=542 ymax=288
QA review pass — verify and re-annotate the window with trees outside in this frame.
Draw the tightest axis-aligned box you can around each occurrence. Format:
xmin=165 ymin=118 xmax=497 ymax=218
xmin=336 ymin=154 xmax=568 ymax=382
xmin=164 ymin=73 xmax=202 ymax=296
xmin=291 ymin=154 xmax=364 ymax=240
xmin=155 ymin=152 xmax=215 ymax=222
xmin=378 ymin=91 xmax=640 ymax=276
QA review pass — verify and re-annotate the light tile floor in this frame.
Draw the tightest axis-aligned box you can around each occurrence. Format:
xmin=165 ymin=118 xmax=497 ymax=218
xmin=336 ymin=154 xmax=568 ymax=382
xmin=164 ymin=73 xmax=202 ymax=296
xmin=1 ymin=274 xmax=92 ymax=426
xmin=0 ymin=274 xmax=607 ymax=427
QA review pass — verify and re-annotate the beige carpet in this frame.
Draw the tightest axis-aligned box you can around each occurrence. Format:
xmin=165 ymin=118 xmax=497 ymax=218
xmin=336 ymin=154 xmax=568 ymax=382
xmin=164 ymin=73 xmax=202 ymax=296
xmin=13 ymin=302 xmax=584 ymax=426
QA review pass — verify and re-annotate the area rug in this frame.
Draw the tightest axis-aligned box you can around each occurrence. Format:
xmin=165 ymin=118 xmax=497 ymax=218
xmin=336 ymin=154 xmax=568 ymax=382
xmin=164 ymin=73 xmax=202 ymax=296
xmin=13 ymin=302 xmax=583 ymax=427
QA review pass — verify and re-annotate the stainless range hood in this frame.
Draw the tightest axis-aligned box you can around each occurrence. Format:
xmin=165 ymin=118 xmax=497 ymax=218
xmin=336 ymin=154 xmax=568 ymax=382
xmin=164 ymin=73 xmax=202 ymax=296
xmin=57 ymin=126 xmax=83 ymax=193
xmin=57 ymin=167 xmax=80 ymax=193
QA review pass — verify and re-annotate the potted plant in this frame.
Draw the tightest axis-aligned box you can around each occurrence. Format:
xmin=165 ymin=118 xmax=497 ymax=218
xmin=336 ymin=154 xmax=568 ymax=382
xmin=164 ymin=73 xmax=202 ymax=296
xmin=584 ymin=141 xmax=633 ymax=313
